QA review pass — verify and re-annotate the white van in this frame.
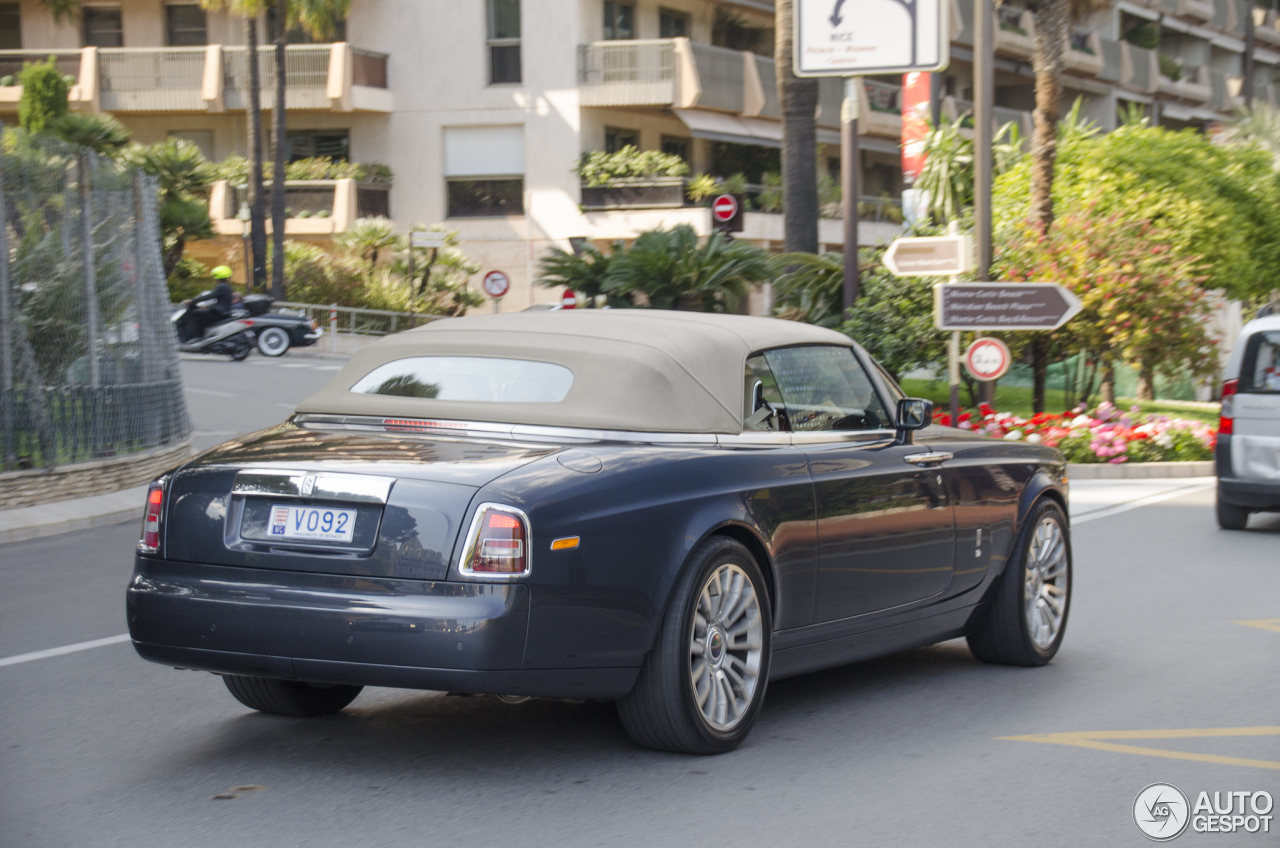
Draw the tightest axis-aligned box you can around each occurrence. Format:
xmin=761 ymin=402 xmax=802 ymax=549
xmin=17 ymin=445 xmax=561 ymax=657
xmin=1217 ymin=314 xmax=1280 ymax=529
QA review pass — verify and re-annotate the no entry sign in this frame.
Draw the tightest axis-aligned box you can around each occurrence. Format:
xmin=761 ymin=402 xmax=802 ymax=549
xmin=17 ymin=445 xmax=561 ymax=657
xmin=712 ymin=194 xmax=738 ymax=223
xmin=964 ymin=337 xmax=1012 ymax=382
xmin=482 ymin=270 xmax=510 ymax=299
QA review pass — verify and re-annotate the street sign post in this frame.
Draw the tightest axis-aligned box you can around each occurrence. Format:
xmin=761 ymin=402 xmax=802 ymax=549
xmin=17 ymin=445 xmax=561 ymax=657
xmin=933 ymin=283 xmax=1083 ymax=331
xmin=794 ymin=0 xmax=948 ymax=312
xmin=883 ymin=235 xmax=975 ymax=276
xmin=711 ymin=193 xmax=742 ymax=233
xmin=964 ymin=337 xmax=1012 ymax=382
xmin=482 ymin=270 xmax=510 ymax=312
xmin=794 ymin=0 xmax=949 ymax=76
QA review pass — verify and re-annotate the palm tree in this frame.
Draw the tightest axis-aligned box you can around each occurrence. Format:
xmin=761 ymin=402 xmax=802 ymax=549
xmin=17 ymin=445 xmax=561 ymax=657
xmin=774 ymin=0 xmax=819 ymax=254
xmin=124 ymin=138 xmax=217 ymax=275
xmin=536 ymin=243 xmax=616 ymax=303
xmin=604 ymin=225 xmax=772 ymax=312
xmin=267 ymin=0 xmax=348 ymax=301
xmin=335 ymin=216 xmax=399 ymax=267
xmin=201 ymin=0 xmax=269 ymax=292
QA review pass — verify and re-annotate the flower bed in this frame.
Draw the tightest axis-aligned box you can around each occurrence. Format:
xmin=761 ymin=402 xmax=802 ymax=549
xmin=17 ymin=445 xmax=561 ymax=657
xmin=933 ymin=402 xmax=1216 ymax=464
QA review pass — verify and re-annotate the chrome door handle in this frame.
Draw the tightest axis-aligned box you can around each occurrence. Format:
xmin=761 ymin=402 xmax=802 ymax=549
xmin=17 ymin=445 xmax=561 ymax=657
xmin=904 ymin=451 xmax=953 ymax=467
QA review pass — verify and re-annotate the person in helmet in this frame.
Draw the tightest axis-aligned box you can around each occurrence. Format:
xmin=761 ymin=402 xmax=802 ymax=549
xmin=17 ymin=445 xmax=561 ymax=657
xmin=186 ymin=265 xmax=237 ymax=339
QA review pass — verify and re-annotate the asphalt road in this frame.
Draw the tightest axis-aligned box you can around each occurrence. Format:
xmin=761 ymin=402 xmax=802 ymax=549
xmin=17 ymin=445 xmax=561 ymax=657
xmin=2 ymin=358 xmax=1277 ymax=847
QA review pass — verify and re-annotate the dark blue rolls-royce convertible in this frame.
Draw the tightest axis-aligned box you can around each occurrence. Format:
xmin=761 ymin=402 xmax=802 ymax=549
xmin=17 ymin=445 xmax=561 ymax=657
xmin=129 ymin=311 xmax=1071 ymax=754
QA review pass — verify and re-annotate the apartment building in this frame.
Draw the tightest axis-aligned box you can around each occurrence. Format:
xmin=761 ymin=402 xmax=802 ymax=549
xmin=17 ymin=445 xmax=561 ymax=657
xmin=0 ymin=0 xmax=1273 ymax=312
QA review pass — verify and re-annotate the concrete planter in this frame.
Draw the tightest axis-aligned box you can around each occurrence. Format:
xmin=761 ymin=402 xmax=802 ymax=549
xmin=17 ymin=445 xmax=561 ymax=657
xmin=580 ymin=177 xmax=686 ymax=210
xmin=1067 ymin=460 xmax=1214 ymax=479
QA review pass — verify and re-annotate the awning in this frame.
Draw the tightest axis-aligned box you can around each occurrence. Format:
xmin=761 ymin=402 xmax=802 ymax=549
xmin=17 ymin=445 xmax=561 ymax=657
xmin=675 ymin=109 xmax=892 ymax=151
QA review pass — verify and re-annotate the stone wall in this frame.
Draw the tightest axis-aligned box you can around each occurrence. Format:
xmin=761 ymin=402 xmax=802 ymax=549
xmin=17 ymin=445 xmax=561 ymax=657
xmin=0 ymin=441 xmax=193 ymax=510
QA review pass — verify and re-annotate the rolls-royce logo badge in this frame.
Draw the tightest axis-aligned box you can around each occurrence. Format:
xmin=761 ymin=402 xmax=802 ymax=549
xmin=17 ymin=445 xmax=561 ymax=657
xmin=301 ymin=474 xmax=316 ymax=496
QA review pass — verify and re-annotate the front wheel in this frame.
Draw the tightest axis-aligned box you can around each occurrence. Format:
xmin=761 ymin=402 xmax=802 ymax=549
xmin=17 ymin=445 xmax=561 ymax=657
xmin=256 ymin=326 xmax=291 ymax=357
xmin=616 ymin=536 xmax=771 ymax=754
xmin=222 ymin=675 xmax=362 ymax=716
xmin=967 ymin=499 xmax=1071 ymax=666
xmin=229 ymin=337 xmax=251 ymax=361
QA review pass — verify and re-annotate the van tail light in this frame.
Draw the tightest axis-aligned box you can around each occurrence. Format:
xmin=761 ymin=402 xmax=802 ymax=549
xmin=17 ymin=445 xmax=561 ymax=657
xmin=461 ymin=504 xmax=530 ymax=577
xmin=1219 ymin=378 xmax=1237 ymax=435
xmin=138 ymin=478 xmax=167 ymax=555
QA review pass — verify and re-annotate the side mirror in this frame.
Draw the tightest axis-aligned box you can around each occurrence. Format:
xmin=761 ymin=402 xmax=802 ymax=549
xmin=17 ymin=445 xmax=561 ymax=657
xmin=895 ymin=398 xmax=934 ymax=445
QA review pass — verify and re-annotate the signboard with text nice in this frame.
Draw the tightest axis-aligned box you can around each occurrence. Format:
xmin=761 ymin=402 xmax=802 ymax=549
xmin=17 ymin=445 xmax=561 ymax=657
xmin=933 ymin=283 xmax=1083 ymax=331
xmin=794 ymin=0 xmax=949 ymax=77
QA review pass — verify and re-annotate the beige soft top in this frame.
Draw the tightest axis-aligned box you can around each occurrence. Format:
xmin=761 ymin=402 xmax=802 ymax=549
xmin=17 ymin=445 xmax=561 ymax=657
xmin=295 ymin=310 xmax=855 ymax=434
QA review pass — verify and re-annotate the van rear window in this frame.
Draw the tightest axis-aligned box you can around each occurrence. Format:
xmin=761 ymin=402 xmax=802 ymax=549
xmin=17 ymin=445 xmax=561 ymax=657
xmin=1242 ymin=331 xmax=1280 ymax=393
xmin=350 ymin=356 xmax=574 ymax=403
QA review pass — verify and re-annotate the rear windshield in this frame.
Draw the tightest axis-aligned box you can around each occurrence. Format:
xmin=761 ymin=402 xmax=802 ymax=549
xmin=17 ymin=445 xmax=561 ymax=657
xmin=1241 ymin=331 xmax=1280 ymax=393
xmin=350 ymin=356 xmax=574 ymax=403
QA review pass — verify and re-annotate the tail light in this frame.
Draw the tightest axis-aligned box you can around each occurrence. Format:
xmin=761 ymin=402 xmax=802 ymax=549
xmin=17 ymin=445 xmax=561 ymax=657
xmin=460 ymin=503 xmax=530 ymax=578
xmin=1219 ymin=378 xmax=1238 ymax=435
xmin=138 ymin=478 xmax=167 ymax=555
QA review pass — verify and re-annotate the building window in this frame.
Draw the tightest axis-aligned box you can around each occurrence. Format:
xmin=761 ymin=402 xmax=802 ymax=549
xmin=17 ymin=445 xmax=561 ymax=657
xmin=83 ymin=6 xmax=123 ymax=48
xmin=659 ymin=9 xmax=688 ymax=39
xmin=165 ymin=4 xmax=206 ymax=45
xmin=661 ymin=135 xmax=690 ymax=163
xmin=169 ymin=130 xmax=214 ymax=159
xmin=603 ymin=2 xmax=634 ymax=40
xmin=0 ymin=4 xmax=20 ymax=50
xmin=487 ymin=0 xmax=521 ymax=85
xmin=286 ymin=129 xmax=350 ymax=162
xmin=445 ymin=125 xmax=525 ymax=218
xmin=266 ymin=7 xmax=346 ymax=43
xmin=605 ymin=126 xmax=639 ymax=153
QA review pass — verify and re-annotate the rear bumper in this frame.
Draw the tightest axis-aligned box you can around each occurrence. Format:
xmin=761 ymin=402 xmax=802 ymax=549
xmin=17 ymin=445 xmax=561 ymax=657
xmin=127 ymin=557 xmax=638 ymax=699
xmin=1218 ymin=478 xmax=1280 ymax=510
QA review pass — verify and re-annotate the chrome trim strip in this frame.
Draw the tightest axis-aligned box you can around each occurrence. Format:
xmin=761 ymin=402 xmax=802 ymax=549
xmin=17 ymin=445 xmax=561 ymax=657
xmin=459 ymin=502 xmax=532 ymax=581
xmin=904 ymin=451 xmax=954 ymax=466
xmin=231 ymin=469 xmax=395 ymax=504
xmin=789 ymin=429 xmax=897 ymax=446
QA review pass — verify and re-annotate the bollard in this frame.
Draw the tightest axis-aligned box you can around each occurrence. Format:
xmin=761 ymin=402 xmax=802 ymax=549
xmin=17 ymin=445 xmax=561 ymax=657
xmin=329 ymin=304 xmax=337 ymax=354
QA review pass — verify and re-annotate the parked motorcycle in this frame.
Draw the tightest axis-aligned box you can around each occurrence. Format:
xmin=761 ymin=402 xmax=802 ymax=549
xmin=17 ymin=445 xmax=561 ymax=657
xmin=171 ymin=296 xmax=254 ymax=361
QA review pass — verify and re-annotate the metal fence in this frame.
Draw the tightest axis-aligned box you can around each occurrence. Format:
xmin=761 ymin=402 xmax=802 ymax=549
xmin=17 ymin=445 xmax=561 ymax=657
xmin=0 ymin=131 xmax=190 ymax=471
xmin=277 ymin=302 xmax=439 ymax=339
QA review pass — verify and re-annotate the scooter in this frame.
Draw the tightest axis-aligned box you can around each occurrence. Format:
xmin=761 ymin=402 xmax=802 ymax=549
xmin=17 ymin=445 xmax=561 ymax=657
xmin=171 ymin=298 xmax=255 ymax=361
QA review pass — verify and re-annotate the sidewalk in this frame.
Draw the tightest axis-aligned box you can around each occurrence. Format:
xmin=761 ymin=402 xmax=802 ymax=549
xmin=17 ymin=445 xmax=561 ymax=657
xmin=0 ymin=484 xmax=147 ymax=545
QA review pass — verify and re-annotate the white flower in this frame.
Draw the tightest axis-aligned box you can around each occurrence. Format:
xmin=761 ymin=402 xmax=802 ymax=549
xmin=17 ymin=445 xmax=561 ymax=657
xmin=1004 ymin=430 xmax=1023 ymax=440
xmin=1026 ymin=433 xmax=1042 ymax=444
xmin=995 ymin=412 xmax=1013 ymax=422
xmin=1155 ymin=434 xmax=1173 ymax=448
xmin=1070 ymin=415 xmax=1092 ymax=427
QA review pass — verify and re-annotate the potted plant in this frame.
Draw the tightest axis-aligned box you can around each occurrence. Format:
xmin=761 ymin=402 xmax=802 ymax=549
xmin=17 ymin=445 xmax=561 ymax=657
xmin=578 ymin=146 xmax=690 ymax=210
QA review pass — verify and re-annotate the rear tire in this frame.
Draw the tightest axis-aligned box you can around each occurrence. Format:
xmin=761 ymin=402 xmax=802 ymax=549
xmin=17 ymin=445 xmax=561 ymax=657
xmin=967 ymin=499 xmax=1071 ymax=667
xmin=1216 ymin=493 xmax=1250 ymax=530
xmin=222 ymin=675 xmax=362 ymax=717
xmin=256 ymin=327 xmax=291 ymax=357
xmin=616 ymin=536 xmax=771 ymax=755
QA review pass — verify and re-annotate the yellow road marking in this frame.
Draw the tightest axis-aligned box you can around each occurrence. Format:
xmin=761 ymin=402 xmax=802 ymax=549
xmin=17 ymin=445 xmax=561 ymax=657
xmin=999 ymin=727 xmax=1280 ymax=771
xmin=1235 ymin=619 xmax=1280 ymax=633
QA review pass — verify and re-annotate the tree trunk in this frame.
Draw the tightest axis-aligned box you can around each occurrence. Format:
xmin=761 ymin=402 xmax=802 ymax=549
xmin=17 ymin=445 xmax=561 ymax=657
xmin=775 ymin=0 xmax=819 ymax=254
xmin=1029 ymin=0 xmax=1068 ymax=233
xmin=1100 ymin=359 xmax=1116 ymax=404
xmin=245 ymin=17 xmax=268 ymax=292
xmin=1031 ymin=335 xmax=1049 ymax=413
xmin=163 ymin=236 xmax=185 ymax=279
xmin=1136 ymin=366 xmax=1156 ymax=400
xmin=270 ymin=0 xmax=288 ymax=301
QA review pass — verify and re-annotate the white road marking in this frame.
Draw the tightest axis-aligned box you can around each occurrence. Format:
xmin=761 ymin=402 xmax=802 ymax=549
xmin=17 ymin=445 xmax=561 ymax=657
xmin=0 ymin=633 xmax=131 ymax=668
xmin=314 ymin=365 xmax=342 ymax=371
xmin=279 ymin=363 xmax=313 ymax=368
xmin=184 ymin=387 xmax=234 ymax=397
xmin=1072 ymin=481 xmax=1216 ymax=525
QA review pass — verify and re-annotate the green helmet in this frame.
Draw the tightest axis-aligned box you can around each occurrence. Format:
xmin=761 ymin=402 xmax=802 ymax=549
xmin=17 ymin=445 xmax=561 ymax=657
xmin=211 ymin=265 xmax=233 ymax=280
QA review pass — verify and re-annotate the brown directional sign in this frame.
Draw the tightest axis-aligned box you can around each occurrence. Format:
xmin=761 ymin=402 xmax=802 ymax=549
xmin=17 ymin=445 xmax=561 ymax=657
xmin=933 ymin=283 xmax=1083 ymax=331
xmin=884 ymin=235 xmax=974 ymax=276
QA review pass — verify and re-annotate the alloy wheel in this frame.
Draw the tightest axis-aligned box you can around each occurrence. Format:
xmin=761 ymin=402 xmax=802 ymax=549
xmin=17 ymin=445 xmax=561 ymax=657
xmin=689 ymin=563 xmax=764 ymax=731
xmin=1023 ymin=516 xmax=1069 ymax=649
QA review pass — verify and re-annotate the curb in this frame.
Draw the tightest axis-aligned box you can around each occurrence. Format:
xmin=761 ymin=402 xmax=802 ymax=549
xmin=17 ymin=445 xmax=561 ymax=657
xmin=0 ymin=484 xmax=148 ymax=546
xmin=1067 ymin=461 xmax=1215 ymax=479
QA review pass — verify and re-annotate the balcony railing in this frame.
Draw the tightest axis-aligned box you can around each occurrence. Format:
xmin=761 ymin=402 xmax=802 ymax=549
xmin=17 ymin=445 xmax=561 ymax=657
xmin=99 ymin=47 xmax=205 ymax=111
xmin=0 ymin=50 xmax=81 ymax=83
xmin=223 ymin=45 xmax=331 ymax=110
xmin=210 ymin=178 xmax=388 ymax=235
xmin=578 ymin=40 xmax=676 ymax=106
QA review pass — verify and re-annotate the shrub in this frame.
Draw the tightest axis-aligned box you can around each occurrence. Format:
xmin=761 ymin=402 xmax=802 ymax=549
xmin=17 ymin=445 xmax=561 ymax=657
xmin=18 ymin=58 xmax=68 ymax=134
xmin=576 ymin=146 xmax=689 ymax=187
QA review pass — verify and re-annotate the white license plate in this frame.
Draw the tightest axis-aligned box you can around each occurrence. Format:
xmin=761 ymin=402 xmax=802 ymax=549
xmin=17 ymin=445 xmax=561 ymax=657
xmin=269 ymin=504 xmax=357 ymax=543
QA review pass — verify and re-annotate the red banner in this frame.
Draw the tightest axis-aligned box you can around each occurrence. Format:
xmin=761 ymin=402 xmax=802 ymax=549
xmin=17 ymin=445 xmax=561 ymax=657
xmin=901 ymin=71 xmax=931 ymax=187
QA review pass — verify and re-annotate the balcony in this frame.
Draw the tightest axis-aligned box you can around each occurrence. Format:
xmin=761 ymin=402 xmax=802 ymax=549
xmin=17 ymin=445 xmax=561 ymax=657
xmin=1064 ymin=33 xmax=1104 ymax=77
xmin=1157 ymin=63 xmax=1212 ymax=103
xmin=1176 ymin=0 xmax=1215 ymax=22
xmin=577 ymin=40 xmax=677 ymax=107
xmin=1254 ymin=8 xmax=1280 ymax=47
xmin=859 ymin=79 xmax=903 ymax=139
xmin=995 ymin=7 xmax=1036 ymax=61
xmin=0 ymin=43 xmax=390 ymax=114
xmin=1120 ymin=43 xmax=1159 ymax=93
xmin=209 ymin=178 xmax=390 ymax=236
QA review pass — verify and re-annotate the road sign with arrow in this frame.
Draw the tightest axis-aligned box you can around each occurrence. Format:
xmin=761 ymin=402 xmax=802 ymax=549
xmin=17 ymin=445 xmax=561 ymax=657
xmin=933 ymin=283 xmax=1083 ymax=331
xmin=884 ymin=235 xmax=974 ymax=276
